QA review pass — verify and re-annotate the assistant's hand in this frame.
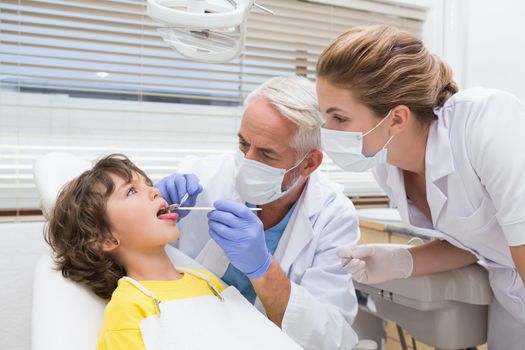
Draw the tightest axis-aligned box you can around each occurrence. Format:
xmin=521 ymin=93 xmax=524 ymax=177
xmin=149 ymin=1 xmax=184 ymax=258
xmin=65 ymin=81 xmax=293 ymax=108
xmin=207 ymin=199 xmax=271 ymax=279
xmin=336 ymin=244 xmax=413 ymax=284
xmin=155 ymin=173 xmax=203 ymax=219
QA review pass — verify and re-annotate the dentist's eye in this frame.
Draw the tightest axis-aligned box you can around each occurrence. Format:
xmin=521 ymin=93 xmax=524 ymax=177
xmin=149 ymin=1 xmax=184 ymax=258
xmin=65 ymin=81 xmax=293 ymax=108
xmin=261 ymin=151 xmax=275 ymax=160
xmin=238 ymin=140 xmax=249 ymax=151
xmin=127 ymin=187 xmax=137 ymax=196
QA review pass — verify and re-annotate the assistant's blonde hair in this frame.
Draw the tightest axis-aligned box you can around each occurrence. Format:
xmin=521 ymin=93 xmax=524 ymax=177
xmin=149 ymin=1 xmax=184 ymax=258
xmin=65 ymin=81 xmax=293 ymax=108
xmin=316 ymin=25 xmax=458 ymax=123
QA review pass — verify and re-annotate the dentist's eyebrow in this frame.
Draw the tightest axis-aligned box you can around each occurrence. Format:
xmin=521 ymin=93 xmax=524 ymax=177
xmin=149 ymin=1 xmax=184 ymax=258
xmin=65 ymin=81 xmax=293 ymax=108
xmin=237 ymin=133 xmax=249 ymax=145
xmin=257 ymin=146 xmax=278 ymax=156
xmin=238 ymin=133 xmax=277 ymax=155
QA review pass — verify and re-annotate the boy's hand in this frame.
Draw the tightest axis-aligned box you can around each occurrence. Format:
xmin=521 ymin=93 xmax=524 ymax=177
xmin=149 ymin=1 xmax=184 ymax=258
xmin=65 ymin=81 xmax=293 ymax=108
xmin=155 ymin=173 xmax=203 ymax=219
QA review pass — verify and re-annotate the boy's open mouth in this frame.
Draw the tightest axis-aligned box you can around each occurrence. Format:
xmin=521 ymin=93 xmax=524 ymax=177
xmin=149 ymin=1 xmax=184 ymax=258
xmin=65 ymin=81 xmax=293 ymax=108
xmin=156 ymin=206 xmax=179 ymax=222
xmin=157 ymin=206 xmax=168 ymax=216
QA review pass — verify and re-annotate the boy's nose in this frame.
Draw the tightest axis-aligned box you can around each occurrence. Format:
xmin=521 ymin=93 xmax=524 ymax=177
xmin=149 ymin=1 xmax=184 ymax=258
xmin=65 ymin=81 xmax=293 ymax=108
xmin=151 ymin=186 xmax=161 ymax=199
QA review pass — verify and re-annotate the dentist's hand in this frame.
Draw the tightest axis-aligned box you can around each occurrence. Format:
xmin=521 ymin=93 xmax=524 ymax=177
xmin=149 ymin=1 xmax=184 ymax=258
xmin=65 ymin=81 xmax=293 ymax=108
xmin=155 ymin=173 xmax=203 ymax=219
xmin=337 ymin=244 xmax=413 ymax=284
xmin=208 ymin=200 xmax=271 ymax=279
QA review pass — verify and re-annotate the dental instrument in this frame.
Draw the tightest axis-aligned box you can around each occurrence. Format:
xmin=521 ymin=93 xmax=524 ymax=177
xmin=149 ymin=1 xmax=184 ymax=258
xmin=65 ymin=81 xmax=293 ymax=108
xmin=177 ymin=192 xmax=190 ymax=208
xmin=166 ymin=205 xmax=262 ymax=212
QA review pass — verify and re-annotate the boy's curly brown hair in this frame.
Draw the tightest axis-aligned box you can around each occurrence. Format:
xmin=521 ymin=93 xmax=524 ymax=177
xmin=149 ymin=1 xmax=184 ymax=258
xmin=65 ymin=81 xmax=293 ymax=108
xmin=45 ymin=154 xmax=152 ymax=299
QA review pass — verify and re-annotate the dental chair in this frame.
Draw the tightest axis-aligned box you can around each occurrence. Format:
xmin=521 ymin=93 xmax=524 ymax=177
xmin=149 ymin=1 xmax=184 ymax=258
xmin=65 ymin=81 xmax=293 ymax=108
xmin=30 ymin=153 xmax=214 ymax=350
xmin=31 ymin=152 xmax=377 ymax=350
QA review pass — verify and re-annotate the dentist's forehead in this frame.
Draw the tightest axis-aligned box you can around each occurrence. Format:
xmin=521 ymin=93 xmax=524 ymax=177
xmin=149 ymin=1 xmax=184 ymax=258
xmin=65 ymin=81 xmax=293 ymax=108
xmin=240 ymin=97 xmax=298 ymax=148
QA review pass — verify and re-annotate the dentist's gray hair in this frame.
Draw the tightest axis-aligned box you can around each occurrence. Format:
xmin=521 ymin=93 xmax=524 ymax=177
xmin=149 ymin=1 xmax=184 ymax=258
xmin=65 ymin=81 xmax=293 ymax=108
xmin=243 ymin=76 xmax=323 ymax=157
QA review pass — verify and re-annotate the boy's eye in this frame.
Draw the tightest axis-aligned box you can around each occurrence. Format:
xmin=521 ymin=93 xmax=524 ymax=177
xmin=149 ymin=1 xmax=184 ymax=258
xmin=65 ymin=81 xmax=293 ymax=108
xmin=126 ymin=187 xmax=137 ymax=196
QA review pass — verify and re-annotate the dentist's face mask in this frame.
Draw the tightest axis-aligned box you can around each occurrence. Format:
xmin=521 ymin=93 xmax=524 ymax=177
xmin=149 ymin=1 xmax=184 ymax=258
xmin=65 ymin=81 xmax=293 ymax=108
xmin=235 ymin=151 xmax=306 ymax=205
xmin=321 ymin=110 xmax=394 ymax=172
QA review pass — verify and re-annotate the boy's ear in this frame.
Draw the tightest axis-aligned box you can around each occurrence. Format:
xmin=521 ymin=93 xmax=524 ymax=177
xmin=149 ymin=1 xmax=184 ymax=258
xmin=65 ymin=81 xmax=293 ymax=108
xmin=102 ymin=236 xmax=120 ymax=252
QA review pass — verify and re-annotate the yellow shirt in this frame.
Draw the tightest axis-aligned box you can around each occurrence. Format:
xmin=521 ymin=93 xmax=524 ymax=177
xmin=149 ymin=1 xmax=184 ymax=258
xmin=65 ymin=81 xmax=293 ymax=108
xmin=96 ymin=269 xmax=224 ymax=350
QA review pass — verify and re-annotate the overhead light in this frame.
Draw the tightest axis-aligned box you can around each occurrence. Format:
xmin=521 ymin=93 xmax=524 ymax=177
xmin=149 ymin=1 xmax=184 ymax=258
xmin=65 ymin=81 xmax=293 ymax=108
xmin=147 ymin=0 xmax=272 ymax=63
xmin=96 ymin=71 xmax=109 ymax=78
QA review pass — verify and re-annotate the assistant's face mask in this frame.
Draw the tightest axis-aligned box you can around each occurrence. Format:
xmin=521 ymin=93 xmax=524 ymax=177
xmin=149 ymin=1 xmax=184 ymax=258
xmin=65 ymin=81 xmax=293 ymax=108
xmin=321 ymin=110 xmax=394 ymax=172
xmin=235 ymin=151 xmax=306 ymax=205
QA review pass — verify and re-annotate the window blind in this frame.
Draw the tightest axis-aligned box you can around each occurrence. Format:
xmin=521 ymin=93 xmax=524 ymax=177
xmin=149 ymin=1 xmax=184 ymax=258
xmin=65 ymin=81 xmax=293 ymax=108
xmin=0 ymin=0 xmax=425 ymax=211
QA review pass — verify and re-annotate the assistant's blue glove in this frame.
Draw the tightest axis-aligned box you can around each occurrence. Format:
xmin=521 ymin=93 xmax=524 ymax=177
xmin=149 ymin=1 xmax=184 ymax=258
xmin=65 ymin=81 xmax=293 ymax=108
xmin=155 ymin=173 xmax=203 ymax=219
xmin=207 ymin=199 xmax=272 ymax=279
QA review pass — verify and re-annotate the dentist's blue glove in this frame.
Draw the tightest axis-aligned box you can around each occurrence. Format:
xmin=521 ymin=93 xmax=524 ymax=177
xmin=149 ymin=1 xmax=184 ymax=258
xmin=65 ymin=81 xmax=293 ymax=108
xmin=155 ymin=173 xmax=203 ymax=219
xmin=208 ymin=199 xmax=272 ymax=279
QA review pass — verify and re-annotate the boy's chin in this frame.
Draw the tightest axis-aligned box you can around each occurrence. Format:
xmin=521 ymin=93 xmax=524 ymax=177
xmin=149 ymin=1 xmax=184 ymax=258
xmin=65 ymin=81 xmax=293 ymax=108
xmin=152 ymin=226 xmax=180 ymax=247
xmin=169 ymin=233 xmax=180 ymax=243
xmin=166 ymin=230 xmax=181 ymax=243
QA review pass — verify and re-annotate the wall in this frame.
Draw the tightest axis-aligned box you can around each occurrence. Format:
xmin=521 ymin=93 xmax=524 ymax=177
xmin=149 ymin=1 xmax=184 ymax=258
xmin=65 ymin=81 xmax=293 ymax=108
xmin=404 ymin=0 xmax=525 ymax=100
xmin=0 ymin=221 xmax=47 ymax=350
xmin=463 ymin=0 xmax=525 ymax=99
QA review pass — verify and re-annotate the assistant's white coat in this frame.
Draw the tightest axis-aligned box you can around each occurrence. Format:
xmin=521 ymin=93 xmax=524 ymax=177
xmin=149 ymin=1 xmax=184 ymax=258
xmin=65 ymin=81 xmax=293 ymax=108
xmin=373 ymin=87 xmax=525 ymax=349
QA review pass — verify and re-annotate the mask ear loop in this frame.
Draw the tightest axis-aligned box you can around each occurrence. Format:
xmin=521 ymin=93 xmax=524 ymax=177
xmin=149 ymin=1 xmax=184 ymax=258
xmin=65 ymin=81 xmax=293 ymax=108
xmin=362 ymin=110 xmax=396 ymax=155
xmin=381 ymin=110 xmax=397 ymax=149
xmin=363 ymin=109 xmax=393 ymax=137
xmin=284 ymin=152 xmax=310 ymax=174
xmin=281 ymin=152 xmax=310 ymax=193
xmin=383 ymin=134 xmax=395 ymax=149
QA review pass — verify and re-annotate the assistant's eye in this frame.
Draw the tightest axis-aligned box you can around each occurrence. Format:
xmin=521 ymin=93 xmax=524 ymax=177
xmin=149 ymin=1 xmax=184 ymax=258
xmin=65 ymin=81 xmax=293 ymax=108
xmin=126 ymin=187 xmax=137 ymax=196
xmin=333 ymin=115 xmax=347 ymax=123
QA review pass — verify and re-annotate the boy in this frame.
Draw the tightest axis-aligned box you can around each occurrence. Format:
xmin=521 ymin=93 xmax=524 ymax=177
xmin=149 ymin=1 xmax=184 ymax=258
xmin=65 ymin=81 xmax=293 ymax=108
xmin=46 ymin=154 xmax=223 ymax=349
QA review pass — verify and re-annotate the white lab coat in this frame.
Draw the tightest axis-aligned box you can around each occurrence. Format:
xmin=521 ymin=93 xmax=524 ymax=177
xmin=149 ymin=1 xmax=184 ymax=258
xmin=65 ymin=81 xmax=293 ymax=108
xmin=373 ymin=87 xmax=525 ymax=349
xmin=174 ymin=154 xmax=360 ymax=350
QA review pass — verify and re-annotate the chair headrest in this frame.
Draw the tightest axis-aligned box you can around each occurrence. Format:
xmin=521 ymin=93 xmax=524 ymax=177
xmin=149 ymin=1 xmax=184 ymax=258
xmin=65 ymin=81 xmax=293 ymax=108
xmin=33 ymin=152 xmax=91 ymax=217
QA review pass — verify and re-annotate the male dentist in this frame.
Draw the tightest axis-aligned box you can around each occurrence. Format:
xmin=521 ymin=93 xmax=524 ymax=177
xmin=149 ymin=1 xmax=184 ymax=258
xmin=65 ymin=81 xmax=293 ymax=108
xmin=157 ymin=76 xmax=360 ymax=349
